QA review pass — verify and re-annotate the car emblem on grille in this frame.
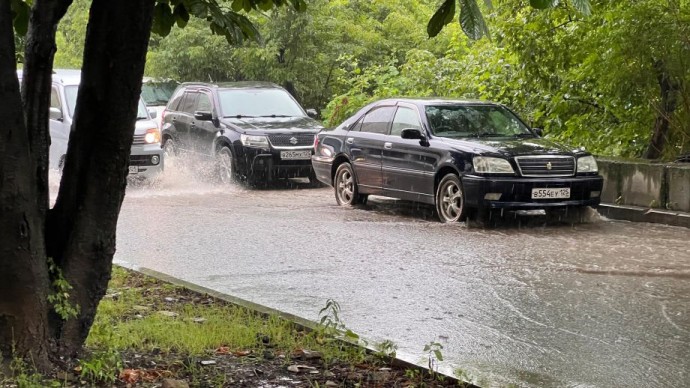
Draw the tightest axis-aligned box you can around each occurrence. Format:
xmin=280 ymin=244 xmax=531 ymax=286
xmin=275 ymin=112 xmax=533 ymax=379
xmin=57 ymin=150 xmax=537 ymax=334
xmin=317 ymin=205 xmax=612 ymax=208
xmin=546 ymin=162 xmax=552 ymax=170
xmin=289 ymin=137 xmax=298 ymax=145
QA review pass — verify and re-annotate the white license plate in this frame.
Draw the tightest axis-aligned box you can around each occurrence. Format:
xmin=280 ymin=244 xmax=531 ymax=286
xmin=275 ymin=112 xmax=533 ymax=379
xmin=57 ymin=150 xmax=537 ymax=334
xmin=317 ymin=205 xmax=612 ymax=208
xmin=532 ymin=187 xmax=570 ymax=199
xmin=128 ymin=166 xmax=139 ymax=174
xmin=280 ymin=150 xmax=311 ymax=160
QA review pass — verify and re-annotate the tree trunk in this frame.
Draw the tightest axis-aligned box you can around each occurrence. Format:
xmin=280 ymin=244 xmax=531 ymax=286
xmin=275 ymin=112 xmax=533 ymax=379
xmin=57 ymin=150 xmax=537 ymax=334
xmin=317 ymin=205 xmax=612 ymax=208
xmin=0 ymin=0 xmax=52 ymax=368
xmin=48 ymin=0 xmax=155 ymax=355
xmin=644 ymin=60 xmax=680 ymax=159
xmin=20 ymin=0 xmax=73 ymax=221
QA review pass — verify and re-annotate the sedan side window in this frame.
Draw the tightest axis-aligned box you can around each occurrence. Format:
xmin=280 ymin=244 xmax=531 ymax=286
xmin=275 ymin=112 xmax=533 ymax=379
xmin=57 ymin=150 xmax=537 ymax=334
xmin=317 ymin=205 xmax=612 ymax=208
xmin=359 ymin=106 xmax=395 ymax=134
xmin=391 ymin=107 xmax=421 ymax=136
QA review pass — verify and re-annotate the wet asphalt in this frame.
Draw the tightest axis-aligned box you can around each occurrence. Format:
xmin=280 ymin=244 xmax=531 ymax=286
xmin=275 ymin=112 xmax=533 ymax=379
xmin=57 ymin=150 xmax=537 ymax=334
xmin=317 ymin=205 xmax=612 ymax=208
xmin=109 ymin=164 xmax=690 ymax=388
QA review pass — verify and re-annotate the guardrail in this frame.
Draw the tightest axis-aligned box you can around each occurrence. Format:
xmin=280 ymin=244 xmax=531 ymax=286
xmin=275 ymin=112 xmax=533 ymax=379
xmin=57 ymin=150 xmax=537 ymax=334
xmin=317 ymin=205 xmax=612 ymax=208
xmin=597 ymin=158 xmax=690 ymax=212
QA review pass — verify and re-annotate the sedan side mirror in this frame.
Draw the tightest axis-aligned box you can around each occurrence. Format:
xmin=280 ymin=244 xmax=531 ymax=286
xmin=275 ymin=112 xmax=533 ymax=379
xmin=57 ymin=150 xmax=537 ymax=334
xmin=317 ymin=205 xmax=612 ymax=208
xmin=533 ymin=127 xmax=544 ymax=137
xmin=401 ymin=128 xmax=425 ymax=140
xmin=194 ymin=111 xmax=213 ymax=121
xmin=401 ymin=128 xmax=429 ymax=146
xmin=306 ymin=108 xmax=318 ymax=118
xmin=148 ymin=109 xmax=157 ymax=119
xmin=49 ymin=107 xmax=63 ymax=121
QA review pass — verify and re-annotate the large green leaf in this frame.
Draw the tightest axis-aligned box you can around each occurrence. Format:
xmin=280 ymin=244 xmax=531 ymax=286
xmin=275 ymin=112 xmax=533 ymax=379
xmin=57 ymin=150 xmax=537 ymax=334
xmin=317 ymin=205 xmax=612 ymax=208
xmin=152 ymin=3 xmax=175 ymax=36
xmin=10 ymin=0 xmax=30 ymax=36
xmin=173 ymin=4 xmax=190 ymax=28
xmin=569 ymin=0 xmax=592 ymax=16
xmin=459 ymin=0 xmax=489 ymax=40
xmin=427 ymin=0 xmax=455 ymax=38
xmin=183 ymin=0 xmax=209 ymax=18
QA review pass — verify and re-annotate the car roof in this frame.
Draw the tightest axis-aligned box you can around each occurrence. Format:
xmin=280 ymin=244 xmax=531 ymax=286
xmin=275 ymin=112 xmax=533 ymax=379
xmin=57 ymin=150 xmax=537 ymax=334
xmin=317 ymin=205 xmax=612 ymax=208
xmin=377 ymin=97 xmax=497 ymax=106
xmin=16 ymin=68 xmax=82 ymax=86
xmin=178 ymin=81 xmax=284 ymax=90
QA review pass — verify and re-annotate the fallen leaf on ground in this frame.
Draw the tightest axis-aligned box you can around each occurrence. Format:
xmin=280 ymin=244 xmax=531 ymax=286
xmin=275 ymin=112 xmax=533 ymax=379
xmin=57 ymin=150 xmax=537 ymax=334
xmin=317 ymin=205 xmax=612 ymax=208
xmin=287 ymin=364 xmax=317 ymax=373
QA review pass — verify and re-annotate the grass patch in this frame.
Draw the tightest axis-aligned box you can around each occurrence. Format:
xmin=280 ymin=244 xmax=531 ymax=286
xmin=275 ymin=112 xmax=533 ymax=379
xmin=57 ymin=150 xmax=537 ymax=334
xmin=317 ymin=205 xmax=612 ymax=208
xmin=1 ymin=266 xmax=466 ymax=387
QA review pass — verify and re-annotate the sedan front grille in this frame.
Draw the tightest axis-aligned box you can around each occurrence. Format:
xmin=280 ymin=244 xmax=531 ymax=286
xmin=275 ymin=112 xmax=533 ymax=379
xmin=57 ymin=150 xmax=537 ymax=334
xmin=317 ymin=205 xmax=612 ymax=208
xmin=515 ymin=156 xmax=575 ymax=177
xmin=132 ymin=134 xmax=146 ymax=145
xmin=267 ymin=134 xmax=314 ymax=148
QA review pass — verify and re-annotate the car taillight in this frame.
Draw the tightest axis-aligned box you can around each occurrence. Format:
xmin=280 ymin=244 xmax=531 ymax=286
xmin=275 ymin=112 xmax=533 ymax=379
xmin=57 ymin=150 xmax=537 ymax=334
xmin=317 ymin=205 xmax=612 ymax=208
xmin=161 ymin=109 xmax=167 ymax=124
xmin=313 ymin=135 xmax=320 ymax=150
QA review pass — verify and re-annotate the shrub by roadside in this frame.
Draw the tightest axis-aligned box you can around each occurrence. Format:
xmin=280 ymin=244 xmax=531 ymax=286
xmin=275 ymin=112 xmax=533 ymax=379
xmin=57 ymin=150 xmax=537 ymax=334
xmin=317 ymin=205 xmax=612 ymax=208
xmin=1 ymin=266 xmax=466 ymax=387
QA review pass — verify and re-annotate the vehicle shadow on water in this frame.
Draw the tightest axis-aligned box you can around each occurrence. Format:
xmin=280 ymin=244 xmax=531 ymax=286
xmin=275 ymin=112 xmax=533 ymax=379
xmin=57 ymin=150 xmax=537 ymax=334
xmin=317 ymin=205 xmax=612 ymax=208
xmin=359 ymin=197 xmax=604 ymax=229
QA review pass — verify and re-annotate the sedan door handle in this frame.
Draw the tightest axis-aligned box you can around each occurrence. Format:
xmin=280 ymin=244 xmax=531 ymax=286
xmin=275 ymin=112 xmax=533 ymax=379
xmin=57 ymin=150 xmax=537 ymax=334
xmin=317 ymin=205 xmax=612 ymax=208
xmin=384 ymin=142 xmax=392 ymax=149
xmin=346 ymin=137 xmax=354 ymax=144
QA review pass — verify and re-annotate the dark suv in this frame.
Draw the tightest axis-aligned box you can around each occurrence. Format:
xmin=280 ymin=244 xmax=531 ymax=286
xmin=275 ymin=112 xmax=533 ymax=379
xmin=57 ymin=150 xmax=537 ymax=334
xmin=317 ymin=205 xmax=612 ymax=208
xmin=161 ymin=82 xmax=323 ymax=184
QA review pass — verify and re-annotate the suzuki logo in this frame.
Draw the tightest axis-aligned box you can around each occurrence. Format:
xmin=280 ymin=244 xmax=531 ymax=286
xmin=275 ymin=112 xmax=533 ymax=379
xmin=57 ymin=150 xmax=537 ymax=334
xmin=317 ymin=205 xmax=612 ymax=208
xmin=546 ymin=162 xmax=552 ymax=170
xmin=289 ymin=137 xmax=298 ymax=145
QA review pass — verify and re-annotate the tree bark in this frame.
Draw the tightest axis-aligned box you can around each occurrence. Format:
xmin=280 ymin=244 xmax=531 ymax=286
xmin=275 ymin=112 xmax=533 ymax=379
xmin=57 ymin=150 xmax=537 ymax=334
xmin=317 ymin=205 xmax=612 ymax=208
xmin=20 ymin=0 xmax=73 ymax=221
xmin=644 ymin=60 xmax=680 ymax=159
xmin=0 ymin=0 xmax=52 ymax=368
xmin=48 ymin=0 xmax=155 ymax=355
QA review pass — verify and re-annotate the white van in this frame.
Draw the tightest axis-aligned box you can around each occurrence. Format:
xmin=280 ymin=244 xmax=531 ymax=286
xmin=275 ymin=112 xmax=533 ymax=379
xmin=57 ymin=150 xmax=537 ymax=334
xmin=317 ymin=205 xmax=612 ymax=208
xmin=18 ymin=69 xmax=164 ymax=178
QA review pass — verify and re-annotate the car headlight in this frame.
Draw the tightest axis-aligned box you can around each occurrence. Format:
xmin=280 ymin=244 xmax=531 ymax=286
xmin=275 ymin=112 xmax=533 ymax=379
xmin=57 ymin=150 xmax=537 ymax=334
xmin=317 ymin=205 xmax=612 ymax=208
xmin=577 ymin=155 xmax=598 ymax=173
xmin=240 ymin=134 xmax=269 ymax=148
xmin=144 ymin=128 xmax=161 ymax=144
xmin=473 ymin=156 xmax=515 ymax=174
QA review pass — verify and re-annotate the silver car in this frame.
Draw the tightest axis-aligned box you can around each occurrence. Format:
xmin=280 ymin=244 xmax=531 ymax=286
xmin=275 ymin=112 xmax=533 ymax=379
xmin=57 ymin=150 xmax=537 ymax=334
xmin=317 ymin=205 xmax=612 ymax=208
xmin=18 ymin=69 xmax=164 ymax=178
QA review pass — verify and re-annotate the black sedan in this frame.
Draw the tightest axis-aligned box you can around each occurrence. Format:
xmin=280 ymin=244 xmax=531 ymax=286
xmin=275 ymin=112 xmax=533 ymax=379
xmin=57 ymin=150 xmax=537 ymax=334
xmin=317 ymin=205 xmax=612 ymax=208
xmin=312 ymin=98 xmax=604 ymax=222
xmin=161 ymin=82 xmax=323 ymax=184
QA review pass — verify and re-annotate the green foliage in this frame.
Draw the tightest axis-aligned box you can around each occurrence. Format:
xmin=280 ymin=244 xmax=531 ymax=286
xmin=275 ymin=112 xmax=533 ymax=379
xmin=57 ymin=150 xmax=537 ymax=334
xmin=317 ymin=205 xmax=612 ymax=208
xmin=78 ymin=348 xmax=123 ymax=385
xmin=428 ymin=0 xmax=592 ymax=39
xmin=323 ymin=0 xmax=688 ymax=160
xmin=9 ymin=0 xmax=30 ymax=36
xmin=46 ymin=258 xmax=80 ymax=320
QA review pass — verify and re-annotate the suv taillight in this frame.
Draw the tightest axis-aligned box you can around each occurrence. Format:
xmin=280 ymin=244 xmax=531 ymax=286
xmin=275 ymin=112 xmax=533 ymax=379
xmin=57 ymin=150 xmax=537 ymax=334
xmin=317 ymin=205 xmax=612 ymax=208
xmin=161 ymin=109 xmax=167 ymax=124
xmin=313 ymin=134 xmax=320 ymax=151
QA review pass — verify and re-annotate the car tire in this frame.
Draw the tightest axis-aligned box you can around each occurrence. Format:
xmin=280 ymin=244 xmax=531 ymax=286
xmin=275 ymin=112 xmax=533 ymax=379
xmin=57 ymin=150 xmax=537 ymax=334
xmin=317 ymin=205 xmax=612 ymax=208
xmin=163 ymin=138 xmax=176 ymax=158
xmin=334 ymin=163 xmax=363 ymax=206
xmin=216 ymin=146 xmax=236 ymax=184
xmin=435 ymin=173 xmax=466 ymax=223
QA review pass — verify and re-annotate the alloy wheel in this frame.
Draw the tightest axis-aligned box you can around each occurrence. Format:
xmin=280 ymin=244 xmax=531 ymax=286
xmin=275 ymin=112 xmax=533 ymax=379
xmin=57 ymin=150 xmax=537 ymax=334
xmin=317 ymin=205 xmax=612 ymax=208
xmin=217 ymin=147 xmax=234 ymax=184
xmin=436 ymin=174 xmax=464 ymax=222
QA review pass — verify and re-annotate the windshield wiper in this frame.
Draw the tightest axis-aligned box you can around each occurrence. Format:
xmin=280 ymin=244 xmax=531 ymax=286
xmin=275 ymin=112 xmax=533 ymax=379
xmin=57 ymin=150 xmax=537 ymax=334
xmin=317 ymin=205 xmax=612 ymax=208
xmin=258 ymin=114 xmax=292 ymax=118
xmin=513 ymin=133 xmax=536 ymax=138
xmin=136 ymin=116 xmax=148 ymax=120
xmin=224 ymin=114 xmax=256 ymax=119
xmin=474 ymin=132 xmax=505 ymax=138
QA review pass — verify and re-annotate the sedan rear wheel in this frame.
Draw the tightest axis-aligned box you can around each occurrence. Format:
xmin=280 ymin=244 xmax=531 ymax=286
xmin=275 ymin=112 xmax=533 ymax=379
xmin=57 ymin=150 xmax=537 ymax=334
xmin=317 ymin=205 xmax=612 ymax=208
xmin=334 ymin=163 xmax=362 ymax=206
xmin=216 ymin=146 xmax=235 ymax=184
xmin=436 ymin=174 xmax=466 ymax=223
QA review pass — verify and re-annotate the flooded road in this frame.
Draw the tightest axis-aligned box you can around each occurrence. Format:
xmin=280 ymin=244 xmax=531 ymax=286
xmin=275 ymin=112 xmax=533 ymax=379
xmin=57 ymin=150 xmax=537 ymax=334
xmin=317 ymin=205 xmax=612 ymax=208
xmin=108 ymin=165 xmax=690 ymax=387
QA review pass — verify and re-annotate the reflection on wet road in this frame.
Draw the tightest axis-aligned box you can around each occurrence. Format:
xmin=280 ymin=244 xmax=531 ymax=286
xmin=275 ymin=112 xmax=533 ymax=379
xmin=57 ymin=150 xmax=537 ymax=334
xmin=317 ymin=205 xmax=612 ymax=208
xmin=110 ymin=165 xmax=690 ymax=387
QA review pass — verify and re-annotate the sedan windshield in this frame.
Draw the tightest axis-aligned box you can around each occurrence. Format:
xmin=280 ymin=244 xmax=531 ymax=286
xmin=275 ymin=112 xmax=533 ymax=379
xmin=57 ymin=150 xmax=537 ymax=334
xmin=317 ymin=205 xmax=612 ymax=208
xmin=65 ymin=85 xmax=149 ymax=119
xmin=218 ymin=89 xmax=305 ymax=118
xmin=425 ymin=104 xmax=533 ymax=138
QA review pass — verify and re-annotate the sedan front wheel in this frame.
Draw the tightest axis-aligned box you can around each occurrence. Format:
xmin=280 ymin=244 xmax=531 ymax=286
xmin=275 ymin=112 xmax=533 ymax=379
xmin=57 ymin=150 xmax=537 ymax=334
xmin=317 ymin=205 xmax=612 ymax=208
xmin=436 ymin=173 xmax=466 ymax=223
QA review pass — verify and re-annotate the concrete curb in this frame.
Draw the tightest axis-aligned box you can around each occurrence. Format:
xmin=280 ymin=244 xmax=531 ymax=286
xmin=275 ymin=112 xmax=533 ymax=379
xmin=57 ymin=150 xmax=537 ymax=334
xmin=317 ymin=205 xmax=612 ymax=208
xmin=126 ymin=265 xmax=470 ymax=386
xmin=598 ymin=204 xmax=690 ymax=228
